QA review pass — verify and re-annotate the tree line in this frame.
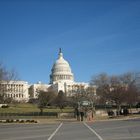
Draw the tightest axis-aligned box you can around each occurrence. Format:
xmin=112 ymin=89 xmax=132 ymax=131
xmin=90 ymin=73 xmax=140 ymax=113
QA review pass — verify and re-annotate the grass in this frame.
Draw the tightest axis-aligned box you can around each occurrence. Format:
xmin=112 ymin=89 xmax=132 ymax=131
xmin=0 ymin=103 xmax=74 ymax=120
xmin=0 ymin=103 xmax=74 ymax=114
xmin=0 ymin=103 xmax=39 ymax=113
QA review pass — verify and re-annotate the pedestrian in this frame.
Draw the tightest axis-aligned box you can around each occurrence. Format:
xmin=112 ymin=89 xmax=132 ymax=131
xmin=79 ymin=107 xmax=84 ymax=121
xmin=87 ymin=110 xmax=93 ymax=121
xmin=123 ymin=107 xmax=129 ymax=116
xmin=75 ymin=107 xmax=80 ymax=121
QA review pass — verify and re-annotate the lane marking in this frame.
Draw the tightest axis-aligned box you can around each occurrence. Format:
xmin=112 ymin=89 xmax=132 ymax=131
xmin=48 ymin=123 xmax=63 ymax=140
xmin=83 ymin=122 xmax=103 ymax=140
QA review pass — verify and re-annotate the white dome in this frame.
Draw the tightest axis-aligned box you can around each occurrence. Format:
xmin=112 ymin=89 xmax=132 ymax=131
xmin=50 ymin=49 xmax=74 ymax=84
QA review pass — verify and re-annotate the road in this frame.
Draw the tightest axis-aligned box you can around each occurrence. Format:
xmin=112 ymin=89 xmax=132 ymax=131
xmin=0 ymin=118 xmax=140 ymax=140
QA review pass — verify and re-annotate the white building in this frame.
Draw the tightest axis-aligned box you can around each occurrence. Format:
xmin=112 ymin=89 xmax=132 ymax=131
xmin=50 ymin=48 xmax=74 ymax=84
xmin=0 ymin=49 xmax=94 ymax=102
xmin=0 ymin=81 xmax=29 ymax=102
xmin=29 ymin=82 xmax=51 ymax=99
xmin=29 ymin=49 xmax=92 ymax=99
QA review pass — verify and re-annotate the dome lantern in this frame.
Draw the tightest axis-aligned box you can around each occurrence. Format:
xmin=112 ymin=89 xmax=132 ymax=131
xmin=58 ymin=48 xmax=63 ymax=59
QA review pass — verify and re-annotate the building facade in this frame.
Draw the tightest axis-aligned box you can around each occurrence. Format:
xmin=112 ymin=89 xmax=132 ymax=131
xmin=29 ymin=49 xmax=92 ymax=99
xmin=0 ymin=81 xmax=29 ymax=102
xmin=0 ymin=49 xmax=93 ymax=102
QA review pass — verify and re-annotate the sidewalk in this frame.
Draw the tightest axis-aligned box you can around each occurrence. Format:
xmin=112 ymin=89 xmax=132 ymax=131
xmin=0 ymin=114 xmax=140 ymax=124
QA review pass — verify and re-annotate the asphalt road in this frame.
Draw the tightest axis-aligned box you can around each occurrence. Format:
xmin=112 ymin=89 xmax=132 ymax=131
xmin=0 ymin=118 xmax=140 ymax=140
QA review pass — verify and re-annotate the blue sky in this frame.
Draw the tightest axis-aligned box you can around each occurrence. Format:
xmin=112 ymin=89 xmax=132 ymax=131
xmin=0 ymin=0 xmax=140 ymax=84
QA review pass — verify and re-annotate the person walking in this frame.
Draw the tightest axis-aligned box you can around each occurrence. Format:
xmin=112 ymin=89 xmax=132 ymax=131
xmin=75 ymin=107 xmax=80 ymax=121
xmin=79 ymin=107 xmax=84 ymax=121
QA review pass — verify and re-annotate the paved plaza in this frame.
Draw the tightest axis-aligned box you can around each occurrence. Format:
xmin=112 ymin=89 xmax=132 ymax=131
xmin=0 ymin=118 xmax=140 ymax=140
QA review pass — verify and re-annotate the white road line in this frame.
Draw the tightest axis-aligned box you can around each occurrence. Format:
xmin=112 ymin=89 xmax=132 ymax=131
xmin=48 ymin=123 xmax=63 ymax=140
xmin=83 ymin=122 xmax=103 ymax=140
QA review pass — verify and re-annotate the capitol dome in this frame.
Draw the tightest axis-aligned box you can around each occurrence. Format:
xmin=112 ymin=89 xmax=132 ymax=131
xmin=50 ymin=49 xmax=74 ymax=84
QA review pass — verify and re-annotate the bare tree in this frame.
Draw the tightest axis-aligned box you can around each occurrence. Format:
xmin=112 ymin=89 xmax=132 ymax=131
xmin=90 ymin=73 xmax=109 ymax=87
xmin=90 ymin=73 xmax=110 ymax=105
xmin=90 ymin=72 xmax=139 ymax=113
xmin=0 ymin=63 xmax=18 ymax=103
xmin=0 ymin=63 xmax=17 ymax=81
xmin=120 ymin=73 xmax=139 ymax=102
xmin=54 ymin=90 xmax=67 ymax=111
xmin=37 ymin=90 xmax=56 ymax=115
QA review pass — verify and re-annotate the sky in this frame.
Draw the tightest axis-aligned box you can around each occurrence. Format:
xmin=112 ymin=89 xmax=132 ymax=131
xmin=0 ymin=0 xmax=140 ymax=84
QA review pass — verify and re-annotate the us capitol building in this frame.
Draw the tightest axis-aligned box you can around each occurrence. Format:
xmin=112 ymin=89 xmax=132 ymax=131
xmin=0 ymin=49 xmax=94 ymax=102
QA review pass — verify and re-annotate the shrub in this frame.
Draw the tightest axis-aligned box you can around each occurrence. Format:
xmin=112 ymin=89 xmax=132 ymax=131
xmin=19 ymin=120 xmax=24 ymax=123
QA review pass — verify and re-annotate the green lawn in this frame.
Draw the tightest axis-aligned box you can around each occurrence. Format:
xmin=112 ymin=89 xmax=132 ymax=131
xmin=0 ymin=103 xmax=74 ymax=114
